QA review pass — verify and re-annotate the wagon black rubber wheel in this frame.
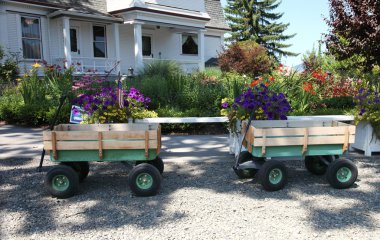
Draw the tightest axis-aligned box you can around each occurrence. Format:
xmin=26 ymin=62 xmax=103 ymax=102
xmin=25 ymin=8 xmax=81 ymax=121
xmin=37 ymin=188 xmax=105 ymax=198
xmin=304 ymin=156 xmax=330 ymax=175
xmin=45 ymin=165 xmax=79 ymax=199
xmin=235 ymin=151 xmax=262 ymax=179
xmin=259 ymin=160 xmax=288 ymax=191
xmin=136 ymin=157 xmax=164 ymax=174
xmin=60 ymin=162 xmax=89 ymax=182
xmin=326 ymin=159 xmax=358 ymax=189
xmin=128 ymin=163 xmax=162 ymax=196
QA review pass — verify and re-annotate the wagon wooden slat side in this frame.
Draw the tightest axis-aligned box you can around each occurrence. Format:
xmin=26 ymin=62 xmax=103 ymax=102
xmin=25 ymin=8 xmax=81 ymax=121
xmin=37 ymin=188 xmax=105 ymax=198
xmin=236 ymin=120 xmax=358 ymax=191
xmin=42 ymin=123 xmax=163 ymax=198
xmin=242 ymin=120 xmax=355 ymax=158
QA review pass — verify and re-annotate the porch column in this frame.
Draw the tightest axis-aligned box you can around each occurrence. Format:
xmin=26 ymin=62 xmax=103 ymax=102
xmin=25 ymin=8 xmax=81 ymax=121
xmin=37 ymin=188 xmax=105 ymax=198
xmin=133 ymin=22 xmax=143 ymax=70
xmin=113 ymin=23 xmax=121 ymax=73
xmin=198 ymin=29 xmax=205 ymax=70
xmin=62 ymin=17 xmax=72 ymax=68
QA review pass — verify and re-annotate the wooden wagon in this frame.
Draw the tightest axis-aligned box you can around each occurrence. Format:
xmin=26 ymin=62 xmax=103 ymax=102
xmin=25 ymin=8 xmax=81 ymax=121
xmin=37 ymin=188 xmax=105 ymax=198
xmin=43 ymin=123 xmax=163 ymax=198
xmin=234 ymin=120 xmax=358 ymax=191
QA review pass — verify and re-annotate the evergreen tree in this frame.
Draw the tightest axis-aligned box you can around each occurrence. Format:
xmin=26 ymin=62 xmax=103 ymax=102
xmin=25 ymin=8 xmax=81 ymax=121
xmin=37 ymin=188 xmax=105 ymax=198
xmin=225 ymin=0 xmax=297 ymax=60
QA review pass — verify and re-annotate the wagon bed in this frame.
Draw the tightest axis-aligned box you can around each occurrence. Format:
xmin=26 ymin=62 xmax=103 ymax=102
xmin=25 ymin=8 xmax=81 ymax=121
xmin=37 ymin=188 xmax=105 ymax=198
xmin=43 ymin=123 xmax=162 ymax=162
xmin=42 ymin=123 xmax=163 ymax=198
xmin=242 ymin=120 xmax=355 ymax=158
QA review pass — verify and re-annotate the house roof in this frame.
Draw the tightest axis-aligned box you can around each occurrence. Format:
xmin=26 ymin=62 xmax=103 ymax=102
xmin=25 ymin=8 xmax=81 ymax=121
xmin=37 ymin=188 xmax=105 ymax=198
xmin=205 ymin=0 xmax=230 ymax=30
xmin=8 ymin=0 xmax=229 ymax=30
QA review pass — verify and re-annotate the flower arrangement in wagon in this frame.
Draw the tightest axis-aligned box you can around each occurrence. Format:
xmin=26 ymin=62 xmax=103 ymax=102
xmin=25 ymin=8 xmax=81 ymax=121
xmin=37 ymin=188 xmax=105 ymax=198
xmin=354 ymin=88 xmax=380 ymax=139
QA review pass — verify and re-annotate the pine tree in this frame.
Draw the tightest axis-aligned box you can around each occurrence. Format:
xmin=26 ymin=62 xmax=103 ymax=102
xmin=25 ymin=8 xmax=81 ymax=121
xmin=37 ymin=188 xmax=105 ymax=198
xmin=225 ymin=0 xmax=297 ymax=60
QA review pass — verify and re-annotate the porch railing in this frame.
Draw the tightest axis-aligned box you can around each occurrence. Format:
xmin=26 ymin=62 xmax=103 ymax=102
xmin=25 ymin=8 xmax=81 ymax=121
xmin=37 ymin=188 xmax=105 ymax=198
xmin=54 ymin=57 xmax=120 ymax=75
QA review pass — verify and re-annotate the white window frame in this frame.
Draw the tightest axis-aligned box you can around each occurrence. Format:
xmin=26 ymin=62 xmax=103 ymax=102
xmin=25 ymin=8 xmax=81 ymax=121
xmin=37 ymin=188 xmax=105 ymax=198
xmin=20 ymin=15 xmax=43 ymax=60
xmin=181 ymin=33 xmax=198 ymax=55
xmin=142 ymin=35 xmax=153 ymax=57
xmin=92 ymin=24 xmax=107 ymax=58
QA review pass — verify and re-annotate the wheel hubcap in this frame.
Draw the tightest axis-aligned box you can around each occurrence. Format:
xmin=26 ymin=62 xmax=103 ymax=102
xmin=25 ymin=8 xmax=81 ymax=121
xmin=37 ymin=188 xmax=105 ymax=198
xmin=52 ymin=175 xmax=70 ymax=191
xmin=336 ymin=167 xmax=352 ymax=183
xmin=269 ymin=168 xmax=283 ymax=184
xmin=136 ymin=173 xmax=153 ymax=189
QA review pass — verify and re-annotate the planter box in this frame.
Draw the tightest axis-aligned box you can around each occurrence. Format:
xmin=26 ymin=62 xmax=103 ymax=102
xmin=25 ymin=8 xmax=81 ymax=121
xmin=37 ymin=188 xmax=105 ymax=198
xmin=351 ymin=121 xmax=380 ymax=156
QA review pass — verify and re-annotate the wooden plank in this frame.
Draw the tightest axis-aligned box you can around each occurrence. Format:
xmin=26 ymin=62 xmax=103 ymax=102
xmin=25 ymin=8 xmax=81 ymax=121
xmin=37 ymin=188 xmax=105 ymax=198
xmin=52 ymin=132 xmax=57 ymax=160
xmin=43 ymin=130 xmax=158 ymax=141
xmin=252 ymin=126 xmax=356 ymax=137
xmin=253 ymin=135 xmax=355 ymax=147
xmin=302 ymin=128 xmax=308 ymax=155
xmin=145 ymin=130 xmax=149 ymax=159
xmin=343 ymin=127 xmax=349 ymax=153
xmin=251 ymin=145 xmax=344 ymax=158
xmin=98 ymin=132 xmax=103 ymax=160
xmin=262 ymin=129 xmax=266 ymax=156
xmin=156 ymin=125 xmax=161 ymax=155
xmin=43 ymin=140 xmax=158 ymax=150
xmin=249 ymin=120 xmax=354 ymax=129
xmin=56 ymin=123 xmax=158 ymax=132
xmin=247 ymin=125 xmax=252 ymax=152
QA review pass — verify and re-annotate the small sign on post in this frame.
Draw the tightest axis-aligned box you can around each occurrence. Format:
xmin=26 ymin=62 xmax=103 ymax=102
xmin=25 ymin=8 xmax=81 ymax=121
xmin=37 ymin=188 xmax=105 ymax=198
xmin=70 ymin=105 xmax=86 ymax=124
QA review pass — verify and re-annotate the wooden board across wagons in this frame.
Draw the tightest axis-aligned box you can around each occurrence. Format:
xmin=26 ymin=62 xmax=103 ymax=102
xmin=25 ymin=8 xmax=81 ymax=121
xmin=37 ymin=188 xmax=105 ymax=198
xmin=234 ymin=120 xmax=358 ymax=191
xmin=43 ymin=123 xmax=163 ymax=198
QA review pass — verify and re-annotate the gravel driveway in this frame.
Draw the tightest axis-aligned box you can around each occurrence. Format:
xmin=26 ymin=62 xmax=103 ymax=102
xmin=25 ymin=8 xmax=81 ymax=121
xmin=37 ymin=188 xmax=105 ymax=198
xmin=1 ymin=134 xmax=379 ymax=240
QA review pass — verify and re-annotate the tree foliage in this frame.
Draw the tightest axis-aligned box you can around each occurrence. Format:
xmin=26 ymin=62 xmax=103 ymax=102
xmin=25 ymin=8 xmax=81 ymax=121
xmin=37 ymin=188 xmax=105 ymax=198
xmin=218 ymin=40 xmax=273 ymax=77
xmin=225 ymin=0 xmax=297 ymax=60
xmin=326 ymin=0 xmax=380 ymax=72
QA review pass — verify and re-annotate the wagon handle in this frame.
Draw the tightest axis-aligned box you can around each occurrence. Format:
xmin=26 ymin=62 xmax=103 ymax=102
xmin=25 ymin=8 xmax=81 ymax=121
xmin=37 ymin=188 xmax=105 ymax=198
xmin=38 ymin=94 xmax=67 ymax=172
xmin=234 ymin=111 xmax=255 ymax=168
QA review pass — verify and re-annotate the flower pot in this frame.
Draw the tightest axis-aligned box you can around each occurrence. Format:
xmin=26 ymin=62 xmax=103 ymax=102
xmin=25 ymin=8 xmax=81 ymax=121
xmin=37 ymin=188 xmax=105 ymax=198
xmin=351 ymin=121 xmax=380 ymax=156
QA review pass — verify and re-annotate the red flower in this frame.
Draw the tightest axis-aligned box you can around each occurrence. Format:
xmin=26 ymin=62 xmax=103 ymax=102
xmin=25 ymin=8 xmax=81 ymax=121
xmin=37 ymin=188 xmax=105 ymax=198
xmin=250 ymin=80 xmax=259 ymax=87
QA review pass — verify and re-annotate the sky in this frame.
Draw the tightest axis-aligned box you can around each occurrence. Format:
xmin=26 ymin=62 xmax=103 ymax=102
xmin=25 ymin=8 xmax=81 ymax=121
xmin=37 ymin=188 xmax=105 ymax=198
xmin=220 ymin=0 xmax=330 ymax=67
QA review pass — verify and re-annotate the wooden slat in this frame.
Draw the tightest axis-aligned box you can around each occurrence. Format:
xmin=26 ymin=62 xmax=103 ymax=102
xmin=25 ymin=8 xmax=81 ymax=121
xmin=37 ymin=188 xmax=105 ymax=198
xmin=343 ymin=127 xmax=349 ymax=153
xmin=145 ymin=130 xmax=149 ymax=159
xmin=98 ymin=132 xmax=103 ymax=160
xmin=252 ymin=126 xmax=356 ymax=137
xmin=156 ymin=125 xmax=161 ymax=155
xmin=247 ymin=125 xmax=252 ymax=152
xmin=43 ymin=140 xmax=158 ymax=150
xmin=262 ymin=129 xmax=266 ymax=156
xmin=247 ymin=120 xmax=354 ymax=129
xmin=56 ymin=123 xmax=159 ymax=132
xmin=52 ymin=132 xmax=57 ymax=160
xmin=253 ymin=135 xmax=355 ymax=147
xmin=302 ymin=128 xmax=308 ymax=155
xmin=43 ymin=130 xmax=158 ymax=141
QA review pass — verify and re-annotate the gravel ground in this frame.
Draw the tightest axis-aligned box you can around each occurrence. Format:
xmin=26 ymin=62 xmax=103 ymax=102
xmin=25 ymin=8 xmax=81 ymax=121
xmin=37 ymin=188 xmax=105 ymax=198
xmin=1 ymin=135 xmax=380 ymax=240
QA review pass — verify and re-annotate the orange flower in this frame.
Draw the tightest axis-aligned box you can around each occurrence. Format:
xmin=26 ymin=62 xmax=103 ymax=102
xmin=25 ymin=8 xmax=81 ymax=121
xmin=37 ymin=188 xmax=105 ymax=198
xmin=265 ymin=82 xmax=269 ymax=87
xmin=250 ymin=80 xmax=259 ymax=87
xmin=303 ymin=82 xmax=316 ymax=95
xmin=269 ymin=76 xmax=275 ymax=81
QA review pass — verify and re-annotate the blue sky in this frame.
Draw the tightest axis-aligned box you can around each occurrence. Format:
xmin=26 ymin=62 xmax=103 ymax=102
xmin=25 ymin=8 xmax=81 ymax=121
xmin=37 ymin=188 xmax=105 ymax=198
xmin=220 ymin=0 xmax=330 ymax=66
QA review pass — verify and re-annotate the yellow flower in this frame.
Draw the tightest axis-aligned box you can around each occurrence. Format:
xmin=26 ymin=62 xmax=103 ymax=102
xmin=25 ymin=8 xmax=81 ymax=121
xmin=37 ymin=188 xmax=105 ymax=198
xmin=23 ymin=73 xmax=28 ymax=78
xmin=15 ymin=78 xmax=21 ymax=82
xmin=32 ymin=63 xmax=41 ymax=68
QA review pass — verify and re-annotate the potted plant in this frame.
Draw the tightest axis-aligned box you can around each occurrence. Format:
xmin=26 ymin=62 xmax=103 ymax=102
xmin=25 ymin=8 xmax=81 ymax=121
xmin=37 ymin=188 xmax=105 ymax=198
xmin=351 ymin=88 xmax=380 ymax=156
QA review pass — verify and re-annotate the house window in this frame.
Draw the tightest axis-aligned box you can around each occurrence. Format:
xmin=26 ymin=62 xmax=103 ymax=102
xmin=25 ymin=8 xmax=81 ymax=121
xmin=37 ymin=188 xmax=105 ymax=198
xmin=21 ymin=16 xmax=42 ymax=59
xmin=142 ymin=36 xmax=152 ymax=57
xmin=70 ymin=28 xmax=78 ymax=53
xmin=93 ymin=25 xmax=107 ymax=58
xmin=182 ymin=34 xmax=198 ymax=55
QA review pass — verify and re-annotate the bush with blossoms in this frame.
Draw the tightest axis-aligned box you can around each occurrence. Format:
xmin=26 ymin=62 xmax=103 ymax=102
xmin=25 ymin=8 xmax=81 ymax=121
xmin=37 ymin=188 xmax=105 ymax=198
xmin=73 ymin=86 xmax=157 ymax=124
xmin=221 ymin=82 xmax=292 ymax=132
xmin=354 ymin=88 xmax=380 ymax=138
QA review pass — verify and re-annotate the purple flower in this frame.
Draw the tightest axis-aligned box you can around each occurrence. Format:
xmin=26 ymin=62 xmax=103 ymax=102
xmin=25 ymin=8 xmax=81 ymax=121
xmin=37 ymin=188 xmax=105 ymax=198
xmin=222 ymin=102 xmax=229 ymax=108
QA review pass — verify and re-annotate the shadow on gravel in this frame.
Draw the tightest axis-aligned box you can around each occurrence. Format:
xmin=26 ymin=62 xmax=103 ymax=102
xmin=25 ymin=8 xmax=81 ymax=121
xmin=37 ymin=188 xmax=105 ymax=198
xmin=1 ymin=135 xmax=379 ymax=237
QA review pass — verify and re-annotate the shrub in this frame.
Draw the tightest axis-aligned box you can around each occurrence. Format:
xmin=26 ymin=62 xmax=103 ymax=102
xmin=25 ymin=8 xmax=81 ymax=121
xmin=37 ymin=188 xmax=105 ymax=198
xmin=0 ymin=45 xmax=20 ymax=86
xmin=218 ymin=40 xmax=273 ymax=77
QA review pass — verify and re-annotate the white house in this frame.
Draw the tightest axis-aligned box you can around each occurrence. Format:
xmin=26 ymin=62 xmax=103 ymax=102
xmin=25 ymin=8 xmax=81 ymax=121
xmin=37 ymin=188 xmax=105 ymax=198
xmin=0 ymin=0 xmax=230 ymax=74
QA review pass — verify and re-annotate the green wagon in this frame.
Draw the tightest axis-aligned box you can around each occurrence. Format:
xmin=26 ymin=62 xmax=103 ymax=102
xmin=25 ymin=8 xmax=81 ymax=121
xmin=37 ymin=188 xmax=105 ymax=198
xmin=233 ymin=120 xmax=358 ymax=191
xmin=43 ymin=123 xmax=163 ymax=198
